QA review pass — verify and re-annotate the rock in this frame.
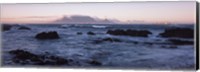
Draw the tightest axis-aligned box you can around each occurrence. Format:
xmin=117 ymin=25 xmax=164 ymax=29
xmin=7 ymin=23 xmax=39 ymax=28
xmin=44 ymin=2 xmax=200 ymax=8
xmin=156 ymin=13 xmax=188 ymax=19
xmin=107 ymin=29 xmax=126 ymax=35
xmin=77 ymin=32 xmax=83 ymax=35
xmin=35 ymin=31 xmax=60 ymax=40
xmin=143 ymin=42 xmax=153 ymax=45
xmin=87 ymin=31 xmax=95 ymax=35
xmin=2 ymin=24 xmax=12 ymax=31
xmin=159 ymin=28 xmax=194 ymax=38
xmin=168 ymin=39 xmax=194 ymax=45
xmin=18 ymin=26 xmax=31 ymax=30
xmin=169 ymin=45 xmax=178 ymax=48
xmin=102 ymin=38 xmax=121 ymax=42
xmin=9 ymin=49 xmax=40 ymax=62
xmin=160 ymin=45 xmax=177 ymax=49
xmin=107 ymin=29 xmax=152 ymax=37
xmin=9 ymin=49 xmax=69 ymax=65
xmin=93 ymin=37 xmax=122 ymax=44
xmin=161 ymin=45 xmax=167 ymax=48
xmin=132 ymin=41 xmax=139 ymax=44
xmin=93 ymin=40 xmax=103 ymax=44
xmin=37 ymin=55 xmax=69 ymax=65
xmin=88 ymin=60 xmax=102 ymax=66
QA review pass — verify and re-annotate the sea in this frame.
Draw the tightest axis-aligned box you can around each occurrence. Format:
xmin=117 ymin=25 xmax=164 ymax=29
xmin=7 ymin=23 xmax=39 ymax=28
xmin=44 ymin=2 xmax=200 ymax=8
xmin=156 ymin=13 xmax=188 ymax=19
xmin=1 ymin=24 xmax=195 ymax=69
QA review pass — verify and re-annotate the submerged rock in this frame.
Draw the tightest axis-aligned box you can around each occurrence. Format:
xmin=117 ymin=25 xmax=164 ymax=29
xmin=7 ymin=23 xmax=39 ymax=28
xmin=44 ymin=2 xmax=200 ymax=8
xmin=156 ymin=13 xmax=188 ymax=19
xmin=88 ymin=60 xmax=102 ymax=66
xmin=18 ymin=26 xmax=31 ymax=30
xmin=159 ymin=28 xmax=194 ymax=38
xmin=169 ymin=45 xmax=178 ymax=48
xmin=35 ymin=31 xmax=60 ymax=40
xmin=168 ymin=39 xmax=194 ymax=45
xmin=143 ymin=42 xmax=153 ymax=45
xmin=93 ymin=37 xmax=122 ymax=44
xmin=77 ymin=32 xmax=83 ymax=35
xmin=107 ymin=29 xmax=152 ymax=37
xmin=87 ymin=31 xmax=95 ymax=35
xmin=2 ymin=24 xmax=12 ymax=31
xmin=160 ymin=45 xmax=178 ymax=49
xmin=102 ymin=38 xmax=122 ymax=42
xmin=132 ymin=41 xmax=139 ymax=44
xmin=9 ymin=49 xmax=69 ymax=65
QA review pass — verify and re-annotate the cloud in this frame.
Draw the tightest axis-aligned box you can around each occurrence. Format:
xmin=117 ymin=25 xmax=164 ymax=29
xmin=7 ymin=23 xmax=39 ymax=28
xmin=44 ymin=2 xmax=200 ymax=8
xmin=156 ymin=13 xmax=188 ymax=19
xmin=125 ymin=20 xmax=150 ymax=24
xmin=1 ymin=16 xmax=57 ymax=20
xmin=53 ymin=15 xmax=117 ymax=24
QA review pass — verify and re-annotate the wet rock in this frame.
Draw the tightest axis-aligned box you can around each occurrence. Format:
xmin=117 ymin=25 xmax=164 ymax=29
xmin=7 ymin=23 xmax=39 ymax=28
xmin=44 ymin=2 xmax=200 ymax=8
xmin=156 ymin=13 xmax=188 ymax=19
xmin=37 ymin=55 xmax=69 ymax=65
xmin=107 ymin=29 xmax=152 ymax=37
xmin=168 ymin=39 xmax=194 ymax=45
xmin=9 ymin=49 xmax=40 ymax=62
xmin=77 ymin=32 xmax=83 ymax=35
xmin=35 ymin=31 xmax=60 ymax=40
xmin=107 ymin=29 xmax=125 ymax=35
xmin=160 ymin=45 xmax=178 ymax=49
xmin=169 ymin=45 xmax=178 ymax=48
xmin=18 ymin=26 xmax=31 ymax=30
xmin=2 ymin=24 xmax=12 ymax=31
xmin=159 ymin=28 xmax=194 ymax=38
xmin=87 ymin=31 xmax=95 ymax=35
xmin=102 ymin=38 xmax=122 ymax=42
xmin=88 ymin=60 xmax=102 ymax=66
xmin=143 ymin=42 xmax=153 ymax=45
xmin=93 ymin=37 xmax=122 ymax=44
xmin=132 ymin=41 xmax=139 ymax=44
xmin=93 ymin=40 xmax=103 ymax=44
xmin=9 ymin=49 xmax=69 ymax=65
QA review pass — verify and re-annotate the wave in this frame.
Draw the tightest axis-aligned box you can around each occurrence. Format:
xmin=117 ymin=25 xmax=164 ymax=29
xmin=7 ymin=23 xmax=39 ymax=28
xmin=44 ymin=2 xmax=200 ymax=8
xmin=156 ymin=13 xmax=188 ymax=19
xmin=92 ymin=25 xmax=107 ymax=28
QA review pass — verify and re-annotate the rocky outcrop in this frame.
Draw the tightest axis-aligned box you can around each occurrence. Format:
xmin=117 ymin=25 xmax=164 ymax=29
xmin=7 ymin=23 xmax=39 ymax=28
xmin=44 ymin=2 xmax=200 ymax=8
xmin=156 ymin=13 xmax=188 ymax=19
xmin=88 ymin=60 xmax=102 ymax=66
xmin=9 ymin=49 xmax=69 ymax=65
xmin=159 ymin=28 xmax=194 ymax=38
xmin=93 ymin=37 xmax=122 ymax=44
xmin=107 ymin=29 xmax=152 ymax=37
xmin=77 ymin=32 xmax=83 ymax=35
xmin=87 ymin=31 xmax=95 ymax=35
xmin=18 ymin=26 xmax=31 ymax=30
xmin=2 ymin=24 xmax=12 ymax=31
xmin=168 ymin=39 xmax=194 ymax=45
xmin=35 ymin=31 xmax=60 ymax=40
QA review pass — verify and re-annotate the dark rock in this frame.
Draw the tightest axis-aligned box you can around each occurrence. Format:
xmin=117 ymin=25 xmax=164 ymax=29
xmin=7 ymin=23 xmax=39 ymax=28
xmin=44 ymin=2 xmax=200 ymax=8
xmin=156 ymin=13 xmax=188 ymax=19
xmin=89 ymin=60 xmax=102 ymax=66
xmin=160 ymin=45 xmax=178 ymax=49
xmin=93 ymin=37 xmax=122 ymax=44
xmin=107 ymin=29 xmax=152 ymax=37
xmin=132 ymin=41 xmax=139 ymax=44
xmin=102 ymin=38 xmax=122 ymax=42
xmin=9 ymin=49 xmax=69 ymax=65
xmin=169 ymin=45 xmax=178 ymax=48
xmin=35 ymin=31 xmax=60 ymax=40
xmin=2 ymin=24 xmax=12 ymax=31
xmin=143 ymin=42 xmax=153 ymax=45
xmin=18 ymin=26 xmax=31 ymax=30
xmin=107 ymin=29 xmax=126 ymax=35
xmin=77 ymin=32 xmax=83 ymax=35
xmin=9 ymin=49 xmax=40 ymax=62
xmin=161 ymin=45 xmax=167 ymax=48
xmin=93 ymin=40 xmax=103 ymax=44
xmin=37 ymin=55 xmax=69 ymax=65
xmin=159 ymin=28 xmax=194 ymax=38
xmin=168 ymin=39 xmax=194 ymax=45
xmin=87 ymin=31 xmax=95 ymax=35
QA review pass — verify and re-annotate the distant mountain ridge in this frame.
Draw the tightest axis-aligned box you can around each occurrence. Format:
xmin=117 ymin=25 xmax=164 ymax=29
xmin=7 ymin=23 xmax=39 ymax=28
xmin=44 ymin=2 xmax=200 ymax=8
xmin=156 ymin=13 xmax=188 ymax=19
xmin=53 ymin=15 xmax=117 ymax=24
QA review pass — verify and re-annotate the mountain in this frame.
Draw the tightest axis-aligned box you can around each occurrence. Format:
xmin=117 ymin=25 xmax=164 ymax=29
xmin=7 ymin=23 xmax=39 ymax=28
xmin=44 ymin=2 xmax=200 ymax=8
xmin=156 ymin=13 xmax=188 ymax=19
xmin=53 ymin=15 xmax=117 ymax=24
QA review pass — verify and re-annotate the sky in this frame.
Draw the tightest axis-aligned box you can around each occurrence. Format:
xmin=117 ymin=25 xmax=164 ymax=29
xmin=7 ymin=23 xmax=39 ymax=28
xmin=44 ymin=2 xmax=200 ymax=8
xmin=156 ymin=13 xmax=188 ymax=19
xmin=0 ymin=1 xmax=196 ymax=24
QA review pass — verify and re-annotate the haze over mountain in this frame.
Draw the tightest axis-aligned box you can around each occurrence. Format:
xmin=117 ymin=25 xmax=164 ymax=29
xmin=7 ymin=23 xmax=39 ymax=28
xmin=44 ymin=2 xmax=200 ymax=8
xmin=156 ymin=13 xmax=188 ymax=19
xmin=53 ymin=15 xmax=118 ymax=24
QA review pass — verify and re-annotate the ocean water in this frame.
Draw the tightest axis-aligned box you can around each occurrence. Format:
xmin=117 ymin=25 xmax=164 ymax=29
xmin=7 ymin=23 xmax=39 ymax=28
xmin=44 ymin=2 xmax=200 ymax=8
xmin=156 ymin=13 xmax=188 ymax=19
xmin=1 ymin=24 xmax=195 ymax=69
